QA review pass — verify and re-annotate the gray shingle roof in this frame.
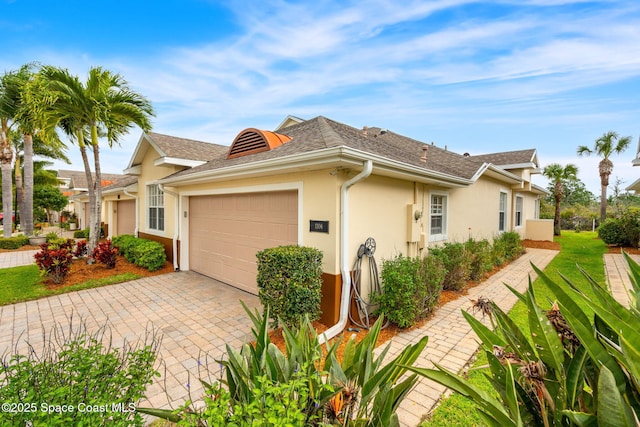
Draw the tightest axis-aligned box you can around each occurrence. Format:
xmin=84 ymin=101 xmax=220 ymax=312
xmin=60 ymin=170 xmax=124 ymax=190
xmin=102 ymin=174 xmax=138 ymax=191
xmin=146 ymin=132 xmax=228 ymax=161
xmin=167 ymin=116 xmax=494 ymax=181
xmin=470 ymin=149 xmax=537 ymax=167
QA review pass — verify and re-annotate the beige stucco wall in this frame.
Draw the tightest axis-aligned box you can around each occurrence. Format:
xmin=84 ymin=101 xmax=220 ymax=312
xmin=175 ymin=169 xmax=341 ymax=275
xmin=137 ymin=148 xmax=183 ymax=238
xmin=525 ymin=219 xmax=554 ymax=241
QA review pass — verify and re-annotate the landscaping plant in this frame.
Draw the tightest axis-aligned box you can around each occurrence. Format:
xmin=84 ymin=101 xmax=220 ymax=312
xmin=0 ymin=317 xmax=160 ymax=427
xmin=374 ymin=253 xmax=445 ymax=328
xmin=429 ymin=242 xmax=471 ymax=291
xmin=112 ymin=235 xmax=167 ymax=271
xmin=407 ymin=252 xmax=640 ymax=426
xmin=33 ymin=242 xmax=73 ymax=284
xmin=92 ymin=239 xmax=119 ymax=269
xmin=256 ymin=245 xmax=323 ymax=328
xmin=139 ymin=304 xmax=429 ymax=426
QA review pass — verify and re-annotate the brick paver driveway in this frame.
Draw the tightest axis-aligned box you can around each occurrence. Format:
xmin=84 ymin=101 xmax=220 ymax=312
xmin=0 ymin=271 xmax=260 ymax=411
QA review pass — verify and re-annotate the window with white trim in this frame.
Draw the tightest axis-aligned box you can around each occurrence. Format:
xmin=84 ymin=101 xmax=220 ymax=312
xmin=430 ymin=194 xmax=447 ymax=240
xmin=515 ymin=196 xmax=523 ymax=227
xmin=499 ymin=192 xmax=507 ymax=232
xmin=147 ymin=184 xmax=164 ymax=232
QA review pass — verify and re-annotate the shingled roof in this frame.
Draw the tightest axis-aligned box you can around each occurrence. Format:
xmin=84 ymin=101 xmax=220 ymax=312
xmin=159 ymin=116 xmax=537 ymax=189
xmin=470 ymin=149 xmax=538 ymax=168
xmin=146 ymin=132 xmax=228 ymax=161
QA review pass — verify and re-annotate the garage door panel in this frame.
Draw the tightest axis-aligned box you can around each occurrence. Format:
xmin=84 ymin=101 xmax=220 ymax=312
xmin=189 ymin=191 xmax=297 ymax=294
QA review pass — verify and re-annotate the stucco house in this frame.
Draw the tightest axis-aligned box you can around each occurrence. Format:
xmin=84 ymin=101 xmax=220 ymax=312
xmin=102 ymin=115 xmax=550 ymax=336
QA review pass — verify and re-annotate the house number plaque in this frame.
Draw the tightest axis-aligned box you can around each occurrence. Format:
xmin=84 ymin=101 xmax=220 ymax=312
xmin=309 ymin=220 xmax=329 ymax=233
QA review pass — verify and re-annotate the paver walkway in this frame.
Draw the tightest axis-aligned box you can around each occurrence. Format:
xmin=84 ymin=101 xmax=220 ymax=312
xmin=604 ymin=252 xmax=640 ymax=307
xmin=0 ymin=247 xmax=559 ymax=426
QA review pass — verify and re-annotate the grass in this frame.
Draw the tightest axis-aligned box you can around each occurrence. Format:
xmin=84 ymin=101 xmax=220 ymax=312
xmin=0 ymin=265 xmax=141 ymax=306
xmin=421 ymin=231 xmax=608 ymax=427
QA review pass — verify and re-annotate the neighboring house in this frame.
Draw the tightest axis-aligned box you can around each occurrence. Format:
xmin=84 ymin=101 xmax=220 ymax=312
xmin=59 ymin=169 xmax=123 ymax=229
xmin=106 ymin=115 xmax=550 ymax=335
xmin=625 ymin=138 xmax=640 ymax=192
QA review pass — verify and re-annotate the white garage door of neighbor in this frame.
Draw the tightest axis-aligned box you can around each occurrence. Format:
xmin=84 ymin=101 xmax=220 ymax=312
xmin=189 ymin=191 xmax=298 ymax=294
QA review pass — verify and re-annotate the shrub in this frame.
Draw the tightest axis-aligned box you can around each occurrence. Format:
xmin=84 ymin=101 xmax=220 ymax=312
xmin=131 ymin=240 xmax=166 ymax=271
xmin=33 ymin=244 xmax=73 ymax=284
xmin=0 ymin=235 xmax=29 ymax=249
xmin=112 ymin=234 xmax=139 ymax=261
xmin=430 ymin=242 xmax=470 ymax=291
xmin=45 ymin=232 xmax=59 ymax=242
xmin=465 ymin=238 xmax=494 ymax=281
xmin=0 ymin=319 xmax=160 ymax=427
xmin=492 ymin=231 xmax=525 ymax=266
xmin=73 ymin=226 xmax=105 ymax=239
xmin=92 ymin=239 xmax=118 ymax=269
xmin=375 ymin=254 xmax=445 ymax=328
xmin=602 ymin=207 xmax=640 ymax=248
xmin=256 ymin=245 xmax=323 ymax=328
xmin=73 ymin=240 xmax=88 ymax=258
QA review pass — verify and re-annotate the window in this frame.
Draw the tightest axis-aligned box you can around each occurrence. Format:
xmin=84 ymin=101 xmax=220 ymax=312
xmin=430 ymin=194 xmax=447 ymax=240
xmin=499 ymin=192 xmax=507 ymax=232
xmin=147 ymin=184 xmax=164 ymax=232
xmin=515 ymin=196 xmax=523 ymax=227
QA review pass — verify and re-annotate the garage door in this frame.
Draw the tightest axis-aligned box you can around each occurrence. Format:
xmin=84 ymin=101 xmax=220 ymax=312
xmin=116 ymin=200 xmax=136 ymax=236
xmin=189 ymin=191 xmax=298 ymax=294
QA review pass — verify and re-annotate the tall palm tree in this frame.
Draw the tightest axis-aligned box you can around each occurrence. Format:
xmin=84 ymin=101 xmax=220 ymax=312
xmin=543 ymin=163 xmax=578 ymax=236
xmin=0 ymin=69 xmax=24 ymax=237
xmin=35 ymin=66 xmax=154 ymax=254
xmin=577 ymin=131 xmax=632 ymax=222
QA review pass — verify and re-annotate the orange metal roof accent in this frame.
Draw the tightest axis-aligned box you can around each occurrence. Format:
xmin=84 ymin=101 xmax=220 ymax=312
xmin=227 ymin=128 xmax=292 ymax=159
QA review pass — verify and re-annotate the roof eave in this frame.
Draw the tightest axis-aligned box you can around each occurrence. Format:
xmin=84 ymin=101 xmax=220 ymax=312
xmin=471 ymin=163 xmax=523 ymax=185
xmin=158 ymin=146 xmax=472 ymax=188
xmin=154 ymin=157 xmax=207 ymax=168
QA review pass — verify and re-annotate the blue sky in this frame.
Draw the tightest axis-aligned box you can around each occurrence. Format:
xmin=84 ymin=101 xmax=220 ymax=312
xmin=2 ymin=0 xmax=639 ymax=194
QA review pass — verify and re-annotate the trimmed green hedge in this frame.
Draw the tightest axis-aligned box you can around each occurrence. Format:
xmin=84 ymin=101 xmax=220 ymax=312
xmin=0 ymin=235 xmax=29 ymax=250
xmin=256 ymin=245 xmax=323 ymax=328
xmin=112 ymin=235 xmax=167 ymax=271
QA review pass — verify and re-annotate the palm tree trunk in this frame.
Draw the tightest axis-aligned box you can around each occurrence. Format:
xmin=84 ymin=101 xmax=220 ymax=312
xmin=15 ymin=154 xmax=24 ymax=230
xmin=22 ymin=133 xmax=34 ymax=236
xmin=600 ymin=181 xmax=608 ymax=222
xmin=0 ymin=126 xmax=13 ymax=237
xmin=77 ymin=131 xmax=97 ymax=260
xmin=92 ymin=139 xmax=102 ymax=252
xmin=554 ymin=197 xmax=561 ymax=236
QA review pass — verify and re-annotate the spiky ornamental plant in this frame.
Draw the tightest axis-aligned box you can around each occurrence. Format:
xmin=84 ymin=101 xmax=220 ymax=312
xmin=406 ymin=255 xmax=640 ymax=426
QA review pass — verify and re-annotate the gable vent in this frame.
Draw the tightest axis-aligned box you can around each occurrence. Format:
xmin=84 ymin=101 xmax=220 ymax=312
xmin=227 ymin=128 xmax=292 ymax=159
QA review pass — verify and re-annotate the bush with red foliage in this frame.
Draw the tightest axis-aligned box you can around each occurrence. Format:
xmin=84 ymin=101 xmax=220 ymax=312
xmin=33 ymin=243 xmax=74 ymax=284
xmin=73 ymin=240 xmax=88 ymax=258
xmin=92 ymin=239 xmax=118 ymax=269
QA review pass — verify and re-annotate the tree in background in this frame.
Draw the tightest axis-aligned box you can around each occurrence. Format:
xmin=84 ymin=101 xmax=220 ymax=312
xmin=577 ymin=131 xmax=632 ymax=222
xmin=33 ymin=185 xmax=68 ymax=225
xmin=0 ymin=70 xmax=21 ymax=237
xmin=32 ymin=66 xmax=154 ymax=256
xmin=543 ymin=163 xmax=578 ymax=236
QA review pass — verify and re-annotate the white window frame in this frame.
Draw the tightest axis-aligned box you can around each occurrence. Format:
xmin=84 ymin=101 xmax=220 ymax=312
xmin=499 ymin=191 xmax=508 ymax=232
xmin=147 ymin=184 xmax=165 ymax=232
xmin=429 ymin=192 xmax=448 ymax=242
xmin=515 ymin=195 xmax=523 ymax=228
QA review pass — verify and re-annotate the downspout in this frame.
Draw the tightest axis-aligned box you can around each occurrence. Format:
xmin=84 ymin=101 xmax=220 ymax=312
xmin=319 ymin=160 xmax=372 ymax=344
xmin=158 ymin=184 xmax=180 ymax=271
xmin=123 ymin=189 xmax=138 ymax=236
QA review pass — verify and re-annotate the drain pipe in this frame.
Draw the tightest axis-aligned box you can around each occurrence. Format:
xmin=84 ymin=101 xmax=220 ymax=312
xmin=123 ymin=189 xmax=138 ymax=236
xmin=158 ymin=184 xmax=180 ymax=271
xmin=319 ymin=160 xmax=372 ymax=344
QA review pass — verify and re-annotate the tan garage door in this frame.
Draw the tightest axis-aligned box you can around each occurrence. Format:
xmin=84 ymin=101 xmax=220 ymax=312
xmin=189 ymin=191 xmax=298 ymax=294
xmin=116 ymin=200 xmax=136 ymax=236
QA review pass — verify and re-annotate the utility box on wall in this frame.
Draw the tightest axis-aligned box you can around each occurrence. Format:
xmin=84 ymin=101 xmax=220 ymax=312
xmin=407 ymin=204 xmax=421 ymax=242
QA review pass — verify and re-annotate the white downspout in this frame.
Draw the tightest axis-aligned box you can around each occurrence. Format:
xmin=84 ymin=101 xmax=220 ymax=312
xmin=123 ymin=189 xmax=138 ymax=236
xmin=319 ymin=160 xmax=372 ymax=344
xmin=158 ymin=184 xmax=180 ymax=271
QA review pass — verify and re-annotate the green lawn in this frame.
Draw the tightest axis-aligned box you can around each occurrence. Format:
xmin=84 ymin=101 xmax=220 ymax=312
xmin=421 ymin=231 xmax=608 ymax=427
xmin=0 ymin=264 xmax=141 ymax=306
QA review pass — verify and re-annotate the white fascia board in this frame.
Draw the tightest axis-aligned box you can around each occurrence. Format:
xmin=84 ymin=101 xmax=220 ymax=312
xmin=153 ymin=157 xmax=207 ymax=168
xmin=498 ymin=162 xmax=537 ymax=170
xmin=158 ymin=146 xmax=472 ymax=188
xmin=632 ymin=158 xmax=640 ymax=167
xmin=471 ymin=163 xmax=522 ymax=185
xmin=532 ymin=183 xmax=551 ymax=195
xmin=123 ymin=165 xmax=142 ymax=175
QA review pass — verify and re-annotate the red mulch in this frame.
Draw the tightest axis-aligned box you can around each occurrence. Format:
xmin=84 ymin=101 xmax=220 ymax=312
xmin=42 ymin=255 xmax=174 ymax=289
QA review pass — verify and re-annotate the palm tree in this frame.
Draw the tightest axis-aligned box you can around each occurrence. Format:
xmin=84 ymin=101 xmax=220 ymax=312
xmin=577 ymin=131 xmax=632 ymax=222
xmin=0 ymin=69 xmax=22 ymax=237
xmin=35 ymin=66 xmax=154 ymax=254
xmin=543 ymin=163 xmax=578 ymax=236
